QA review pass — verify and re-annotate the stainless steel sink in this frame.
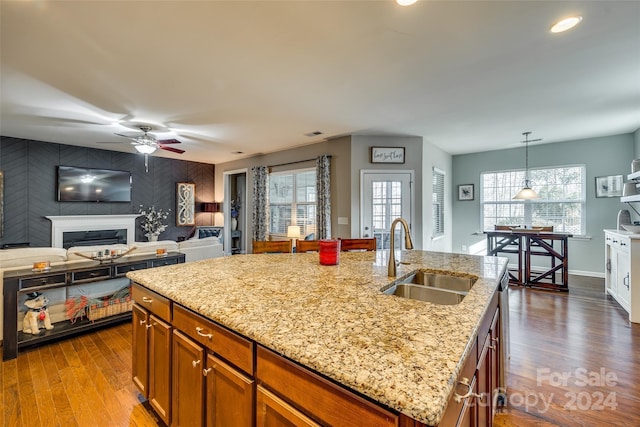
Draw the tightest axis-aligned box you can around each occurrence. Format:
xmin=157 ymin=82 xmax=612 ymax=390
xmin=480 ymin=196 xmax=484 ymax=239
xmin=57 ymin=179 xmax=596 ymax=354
xmin=403 ymin=270 xmax=477 ymax=292
xmin=384 ymin=283 xmax=466 ymax=305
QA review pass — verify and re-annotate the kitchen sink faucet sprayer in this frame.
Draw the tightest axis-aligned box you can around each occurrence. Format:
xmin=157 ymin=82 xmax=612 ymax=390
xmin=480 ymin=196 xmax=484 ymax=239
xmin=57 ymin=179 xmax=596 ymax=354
xmin=388 ymin=218 xmax=414 ymax=277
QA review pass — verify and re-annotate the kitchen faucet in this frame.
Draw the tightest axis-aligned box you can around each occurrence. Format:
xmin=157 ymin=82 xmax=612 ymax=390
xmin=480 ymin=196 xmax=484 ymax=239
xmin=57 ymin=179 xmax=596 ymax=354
xmin=388 ymin=218 xmax=414 ymax=277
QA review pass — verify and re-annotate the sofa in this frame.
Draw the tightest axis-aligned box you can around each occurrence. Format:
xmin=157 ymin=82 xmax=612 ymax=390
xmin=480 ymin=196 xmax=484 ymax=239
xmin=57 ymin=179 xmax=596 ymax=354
xmin=0 ymin=227 xmax=224 ymax=342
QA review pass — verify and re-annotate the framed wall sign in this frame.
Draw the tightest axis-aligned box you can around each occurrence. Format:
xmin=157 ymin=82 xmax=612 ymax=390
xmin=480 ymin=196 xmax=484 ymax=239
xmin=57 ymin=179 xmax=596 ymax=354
xmin=176 ymin=182 xmax=196 ymax=226
xmin=458 ymin=184 xmax=474 ymax=201
xmin=370 ymin=147 xmax=405 ymax=164
xmin=595 ymin=175 xmax=623 ymax=198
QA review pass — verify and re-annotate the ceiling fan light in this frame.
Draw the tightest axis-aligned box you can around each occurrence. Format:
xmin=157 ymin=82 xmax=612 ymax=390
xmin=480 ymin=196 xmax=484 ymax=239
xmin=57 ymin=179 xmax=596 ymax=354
xmin=551 ymin=16 xmax=582 ymax=33
xmin=135 ymin=144 xmax=157 ymax=154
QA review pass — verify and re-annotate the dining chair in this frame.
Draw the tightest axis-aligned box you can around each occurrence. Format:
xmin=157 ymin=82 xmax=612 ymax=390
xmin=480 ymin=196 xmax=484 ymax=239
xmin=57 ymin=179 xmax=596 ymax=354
xmin=252 ymin=240 xmax=293 ymax=254
xmin=339 ymin=238 xmax=376 ymax=252
xmin=295 ymin=239 xmax=320 ymax=253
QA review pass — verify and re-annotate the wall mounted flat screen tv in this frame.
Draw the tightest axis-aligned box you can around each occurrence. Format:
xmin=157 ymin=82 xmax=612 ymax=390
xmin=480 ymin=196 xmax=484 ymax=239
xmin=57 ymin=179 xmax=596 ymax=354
xmin=57 ymin=166 xmax=132 ymax=202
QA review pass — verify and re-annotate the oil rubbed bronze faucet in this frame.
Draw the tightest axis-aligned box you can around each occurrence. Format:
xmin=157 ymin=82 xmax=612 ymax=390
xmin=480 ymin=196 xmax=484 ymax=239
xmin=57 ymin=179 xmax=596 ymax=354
xmin=388 ymin=218 xmax=414 ymax=277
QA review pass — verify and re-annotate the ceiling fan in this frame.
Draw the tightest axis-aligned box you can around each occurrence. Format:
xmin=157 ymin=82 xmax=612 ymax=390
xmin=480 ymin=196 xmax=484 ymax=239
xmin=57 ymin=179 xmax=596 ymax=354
xmin=114 ymin=126 xmax=185 ymax=155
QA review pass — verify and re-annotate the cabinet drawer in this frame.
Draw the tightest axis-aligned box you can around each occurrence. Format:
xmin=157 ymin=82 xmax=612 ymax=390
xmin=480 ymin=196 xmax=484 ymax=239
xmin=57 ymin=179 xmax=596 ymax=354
xmin=20 ymin=273 xmax=67 ymax=289
xmin=132 ymin=284 xmax=171 ymax=322
xmin=115 ymin=262 xmax=149 ymax=276
xmin=257 ymin=346 xmax=398 ymax=427
xmin=151 ymin=257 xmax=180 ymax=268
xmin=173 ymin=304 xmax=254 ymax=375
xmin=72 ymin=267 xmax=112 ymax=283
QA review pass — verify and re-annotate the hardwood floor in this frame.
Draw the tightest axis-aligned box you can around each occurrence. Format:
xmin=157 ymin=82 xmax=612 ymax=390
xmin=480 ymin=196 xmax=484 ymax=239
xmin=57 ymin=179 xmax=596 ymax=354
xmin=1 ymin=277 xmax=638 ymax=427
xmin=0 ymin=324 xmax=161 ymax=427
xmin=495 ymin=281 xmax=640 ymax=427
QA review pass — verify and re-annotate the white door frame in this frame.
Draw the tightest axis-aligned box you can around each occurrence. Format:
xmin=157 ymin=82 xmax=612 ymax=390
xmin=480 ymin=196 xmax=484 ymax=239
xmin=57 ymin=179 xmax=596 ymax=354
xmin=223 ymin=168 xmax=248 ymax=255
xmin=359 ymin=170 xmax=415 ymax=246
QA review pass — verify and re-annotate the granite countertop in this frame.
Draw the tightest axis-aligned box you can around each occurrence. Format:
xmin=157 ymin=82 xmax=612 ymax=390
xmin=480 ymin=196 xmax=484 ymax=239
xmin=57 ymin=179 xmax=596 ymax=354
xmin=127 ymin=250 xmax=507 ymax=425
xmin=604 ymin=228 xmax=640 ymax=239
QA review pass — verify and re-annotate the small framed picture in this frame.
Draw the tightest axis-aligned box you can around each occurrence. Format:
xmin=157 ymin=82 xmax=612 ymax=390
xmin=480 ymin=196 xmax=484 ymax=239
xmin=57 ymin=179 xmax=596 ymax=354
xmin=370 ymin=147 xmax=405 ymax=164
xmin=458 ymin=184 xmax=474 ymax=201
xmin=595 ymin=175 xmax=623 ymax=198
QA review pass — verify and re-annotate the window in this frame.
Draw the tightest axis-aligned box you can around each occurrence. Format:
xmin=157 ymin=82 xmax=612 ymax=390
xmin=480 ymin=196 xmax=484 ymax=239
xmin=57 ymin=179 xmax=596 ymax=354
xmin=481 ymin=165 xmax=585 ymax=234
xmin=432 ymin=168 xmax=445 ymax=236
xmin=269 ymin=168 xmax=316 ymax=238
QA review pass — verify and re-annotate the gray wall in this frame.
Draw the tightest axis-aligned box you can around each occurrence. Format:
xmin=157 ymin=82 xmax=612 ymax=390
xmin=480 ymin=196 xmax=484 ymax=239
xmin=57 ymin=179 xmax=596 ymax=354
xmin=350 ymin=136 xmax=425 ymax=249
xmin=0 ymin=137 xmax=215 ymax=247
xmin=452 ymin=133 xmax=635 ymax=277
xmin=635 ymin=128 xmax=640 ymax=158
xmin=215 ymin=135 xmax=441 ymax=250
xmin=214 ymin=138 xmax=352 ymax=248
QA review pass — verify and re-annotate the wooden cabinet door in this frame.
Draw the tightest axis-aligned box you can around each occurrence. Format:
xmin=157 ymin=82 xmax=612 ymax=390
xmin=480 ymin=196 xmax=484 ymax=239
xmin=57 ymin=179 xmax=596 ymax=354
xmin=205 ymin=354 xmax=254 ymax=427
xmin=148 ymin=314 xmax=172 ymax=425
xmin=256 ymin=386 xmax=320 ymax=427
xmin=172 ymin=330 xmax=205 ymax=427
xmin=617 ymin=251 xmax=631 ymax=309
xmin=489 ymin=308 xmax=500 ymax=421
xmin=477 ymin=333 xmax=491 ymax=427
xmin=132 ymin=304 xmax=149 ymax=397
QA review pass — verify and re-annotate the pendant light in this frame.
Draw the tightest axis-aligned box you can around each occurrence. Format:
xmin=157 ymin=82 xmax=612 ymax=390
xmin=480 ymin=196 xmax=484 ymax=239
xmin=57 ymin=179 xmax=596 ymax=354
xmin=513 ymin=132 xmax=541 ymax=200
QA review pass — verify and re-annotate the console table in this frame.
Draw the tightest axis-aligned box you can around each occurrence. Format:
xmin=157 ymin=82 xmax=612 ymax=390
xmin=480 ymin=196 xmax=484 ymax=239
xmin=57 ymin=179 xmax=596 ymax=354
xmin=486 ymin=230 xmax=572 ymax=291
xmin=3 ymin=252 xmax=185 ymax=360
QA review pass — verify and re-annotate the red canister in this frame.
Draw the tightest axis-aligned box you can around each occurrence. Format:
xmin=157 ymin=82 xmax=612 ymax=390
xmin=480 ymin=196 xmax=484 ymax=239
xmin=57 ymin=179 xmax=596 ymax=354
xmin=319 ymin=239 xmax=341 ymax=265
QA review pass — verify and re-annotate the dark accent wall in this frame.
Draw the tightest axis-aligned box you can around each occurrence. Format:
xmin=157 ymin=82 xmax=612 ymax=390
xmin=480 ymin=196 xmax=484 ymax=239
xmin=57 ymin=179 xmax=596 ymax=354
xmin=0 ymin=137 xmax=215 ymax=247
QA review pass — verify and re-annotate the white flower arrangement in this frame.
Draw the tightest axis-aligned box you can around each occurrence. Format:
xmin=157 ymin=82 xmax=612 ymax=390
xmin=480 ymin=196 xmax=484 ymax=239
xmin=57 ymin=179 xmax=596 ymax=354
xmin=139 ymin=205 xmax=171 ymax=238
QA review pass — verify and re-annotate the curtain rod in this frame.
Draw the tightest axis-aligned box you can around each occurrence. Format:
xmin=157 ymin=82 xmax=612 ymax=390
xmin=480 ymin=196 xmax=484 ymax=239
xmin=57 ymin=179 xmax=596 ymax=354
xmin=268 ymin=155 xmax=332 ymax=169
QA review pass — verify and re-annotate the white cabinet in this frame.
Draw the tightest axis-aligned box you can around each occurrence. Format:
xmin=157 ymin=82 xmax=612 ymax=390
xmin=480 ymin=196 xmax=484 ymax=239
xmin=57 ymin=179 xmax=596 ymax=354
xmin=604 ymin=230 xmax=640 ymax=322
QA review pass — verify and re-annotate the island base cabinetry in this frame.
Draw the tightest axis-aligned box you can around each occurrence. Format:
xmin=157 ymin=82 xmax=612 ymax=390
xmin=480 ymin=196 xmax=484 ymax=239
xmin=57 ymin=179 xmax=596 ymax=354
xmin=438 ymin=293 xmax=501 ymax=427
xmin=171 ymin=304 xmax=255 ymax=427
xmin=257 ymin=385 xmax=320 ymax=427
xmin=256 ymin=345 xmax=398 ymax=427
xmin=131 ymin=282 xmax=503 ymax=427
xmin=131 ymin=285 xmax=173 ymax=426
xmin=172 ymin=329 xmax=254 ymax=427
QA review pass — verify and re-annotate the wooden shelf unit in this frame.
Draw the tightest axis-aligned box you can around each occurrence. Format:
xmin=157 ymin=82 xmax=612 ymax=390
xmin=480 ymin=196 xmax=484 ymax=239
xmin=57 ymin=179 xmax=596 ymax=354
xmin=3 ymin=252 xmax=185 ymax=360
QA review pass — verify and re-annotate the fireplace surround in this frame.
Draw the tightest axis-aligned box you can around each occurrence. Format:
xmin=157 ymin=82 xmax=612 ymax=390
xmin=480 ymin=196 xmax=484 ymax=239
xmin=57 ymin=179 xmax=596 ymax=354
xmin=46 ymin=215 xmax=140 ymax=248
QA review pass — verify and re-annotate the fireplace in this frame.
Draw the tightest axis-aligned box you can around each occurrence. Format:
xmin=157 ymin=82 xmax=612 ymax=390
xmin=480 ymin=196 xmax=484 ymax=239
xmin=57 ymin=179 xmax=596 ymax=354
xmin=46 ymin=215 xmax=140 ymax=248
xmin=62 ymin=229 xmax=127 ymax=249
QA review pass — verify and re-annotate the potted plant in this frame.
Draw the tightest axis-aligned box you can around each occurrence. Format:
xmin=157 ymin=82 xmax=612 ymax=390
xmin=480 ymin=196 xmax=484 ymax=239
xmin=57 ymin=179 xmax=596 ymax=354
xmin=139 ymin=205 xmax=170 ymax=241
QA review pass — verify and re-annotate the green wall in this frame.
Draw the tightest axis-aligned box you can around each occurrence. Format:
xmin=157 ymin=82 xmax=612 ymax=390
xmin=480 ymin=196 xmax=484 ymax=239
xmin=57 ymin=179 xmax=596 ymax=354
xmin=452 ymin=133 xmax=635 ymax=278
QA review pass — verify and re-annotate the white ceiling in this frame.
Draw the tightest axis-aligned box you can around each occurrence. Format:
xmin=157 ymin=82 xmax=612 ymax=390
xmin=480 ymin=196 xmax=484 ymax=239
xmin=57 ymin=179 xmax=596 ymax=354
xmin=1 ymin=1 xmax=639 ymax=165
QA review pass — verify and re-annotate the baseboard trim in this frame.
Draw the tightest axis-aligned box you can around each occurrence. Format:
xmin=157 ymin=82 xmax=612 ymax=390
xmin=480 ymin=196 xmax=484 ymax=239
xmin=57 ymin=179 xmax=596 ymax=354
xmin=508 ymin=263 xmax=604 ymax=279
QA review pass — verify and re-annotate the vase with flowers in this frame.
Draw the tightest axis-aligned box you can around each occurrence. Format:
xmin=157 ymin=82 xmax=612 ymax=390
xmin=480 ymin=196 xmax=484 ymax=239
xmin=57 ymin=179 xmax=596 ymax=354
xmin=230 ymin=197 xmax=240 ymax=231
xmin=139 ymin=205 xmax=171 ymax=241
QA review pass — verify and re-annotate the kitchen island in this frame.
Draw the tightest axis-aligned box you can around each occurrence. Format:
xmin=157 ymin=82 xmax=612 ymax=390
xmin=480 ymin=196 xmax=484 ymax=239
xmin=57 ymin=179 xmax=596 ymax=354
xmin=127 ymin=250 xmax=508 ymax=426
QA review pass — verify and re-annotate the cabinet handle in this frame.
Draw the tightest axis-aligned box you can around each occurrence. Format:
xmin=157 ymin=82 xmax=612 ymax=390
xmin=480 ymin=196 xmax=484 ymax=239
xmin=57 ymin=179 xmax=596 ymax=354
xmin=203 ymin=367 xmax=213 ymax=376
xmin=139 ymin=320 xmax=147 ymax=325
xmin=192 ymin=359 xmax=201 ymax=368
xmin=453 ymin=377 xmax=483 ymax=403
xmin=489 ymin=337 xmax=499 ymax=350
xmin=624 ymin=273 xmax=630 ymax=289
xmin=142 ymin=297 xmax=153 ymax=304
xmin=146 ymin=324 xmax=152 ymax=330
xmin=196 ymin=327 xmax=213 ymax=339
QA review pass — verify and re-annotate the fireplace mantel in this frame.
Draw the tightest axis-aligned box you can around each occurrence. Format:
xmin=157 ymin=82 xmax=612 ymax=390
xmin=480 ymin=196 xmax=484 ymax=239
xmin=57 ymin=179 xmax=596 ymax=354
xmin=46 ymin=215 xmax=141 ymax=248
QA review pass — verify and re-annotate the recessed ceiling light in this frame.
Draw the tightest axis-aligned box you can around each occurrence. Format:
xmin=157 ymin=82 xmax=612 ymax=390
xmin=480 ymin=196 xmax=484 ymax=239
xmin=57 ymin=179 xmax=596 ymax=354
xmin=305 ymin=131 xmax=324 ymax=137
xmin=232 ymin=151 xmax=244 ymax=155
xmin=550 ymin=16 xmax=583 ymax=33
xmin=397 ymin=0 xmax=418 ymax=5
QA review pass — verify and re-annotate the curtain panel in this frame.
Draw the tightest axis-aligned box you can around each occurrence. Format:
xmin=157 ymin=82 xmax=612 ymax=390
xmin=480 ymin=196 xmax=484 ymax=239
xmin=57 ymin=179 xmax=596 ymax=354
xmin=252 ymin=166 xmax=269 ymax=241
xmin=316 ymin=155 xmax=331 ymax=239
